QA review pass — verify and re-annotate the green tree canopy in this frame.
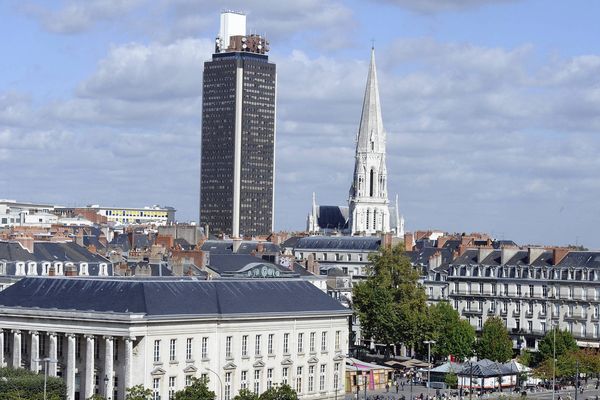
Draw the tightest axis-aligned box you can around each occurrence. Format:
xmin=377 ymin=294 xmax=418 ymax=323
xmin=476 ymin=316 xmax=513 ymax=362
xmin=125 ymin=385 xmax=153 ymax=400
xmin=428 ymin=302 xmax=476 ymax=361
xmin=234 ymin=388 xmax=259 ymax=400
xmin=538 ymin=328 xmax=578 ymax=362
xmin=258 ymin=384 xmax=299 ymax=400
xmin=173 ymin=378 xmax=215 ymax=400
xmin=0 ymin=367 xmax=65 ymax=400
xmin=352 ymin=244 xmax=428 ymax=349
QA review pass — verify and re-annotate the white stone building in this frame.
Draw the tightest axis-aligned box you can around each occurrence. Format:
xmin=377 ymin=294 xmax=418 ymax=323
xmin=0 ymin=277 xmax=350 ymax=400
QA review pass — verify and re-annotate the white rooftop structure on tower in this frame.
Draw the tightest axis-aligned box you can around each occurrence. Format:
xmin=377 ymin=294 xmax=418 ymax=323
xmin=218 ymin=11 xmax=246 ymax=52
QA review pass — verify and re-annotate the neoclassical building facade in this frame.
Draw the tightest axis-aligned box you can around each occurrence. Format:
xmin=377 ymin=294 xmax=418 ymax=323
xmin=0 ymin=277 xmax=350 ymax=400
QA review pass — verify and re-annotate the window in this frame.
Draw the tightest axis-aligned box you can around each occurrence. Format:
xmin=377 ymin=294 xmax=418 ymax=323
xmin=254 ymin=369 xmax=260 ymax=394
xmin=335 ymin=331 xmax=340 ymax=350
xmin=296 ymin=367 xmax=303 ymax=393
xmin=186 ymin=338 xmax=192 ymax=361
xmin=310 ymin=332 xmax=316 ymax=353
xmin=541 ymin=322 xmax=546 ymax=333
xmin=569 ymin=287 xmax=574 ymax=299
xmin=153 ymin=340 xmax=160 ymax=363
xmin=170 ymin=339 xmax=176 ymax=361
xmin=268 ymin=334 xmax=274 ymax=355
xmin=297 ymin=333 xmax=303 ymax=353
xmin=321 ymin=332 xmax=327 ymax=352
xmin=185 ymin=375 xmax=192 ymax=386
xmin=334 ymin=362 xmax=340 ymax=390
xmin=241 ymin=371 xmax=248 ymax=390
xmin=283 ymin=333 xmax=289 ymax=354
xmin=255 ymin=335 xmax=261 ymax=356
xmin=225 ymin=372 xmax=231 ymax=400
xmin=201 ymin=374 xmax=208 ymax=383
xmin=202 ymin=337 xmax=208 ymax=359
xmin=308 ymin=365 xmax=315 ymax=392
xmin=541 ymin=303 xmax=547 ymax=315
xmin=503 ymin=284 xmax=508 ymax=296
xmin=282 ymin=367 xmax=289 ymax=385
xmin=527 ymin=321 xmax=533 ymax=332
xmin=169 ymin=377 xmax=176 ymax=400
xmin=319 ymin=365 xmax=326 ymax=391
xmin=152 ymin=378 xmax=160 ymax=400
xmin=242 ymin=335 xmax=248 ymax=356
xmin=477 ymin=317 xmax=482 ymax=329
xmin=226 ymin=336 xmax=232 ymax=358
xmin=267 ymin=368 xmax=273 ymax=389
xmin=76 ymin=337 xmax=81 ymax=359
xmin=529 ymin=285 xmax=534 ymax=297
xmin=516 ymin=285 xmax=522 ymax=297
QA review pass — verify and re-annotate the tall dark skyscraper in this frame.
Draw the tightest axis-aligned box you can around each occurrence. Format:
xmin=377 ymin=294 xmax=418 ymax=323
xmin=200 ymin=12 xmax=276 ymax=237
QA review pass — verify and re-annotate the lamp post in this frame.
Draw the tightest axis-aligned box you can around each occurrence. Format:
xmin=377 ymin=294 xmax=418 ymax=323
xmin=424 ymin=340 xmax=436 ymax=400
xmin=205 ymin=367 xmax=224 ymax=400
xmin=104 ymin=375 xmax=110 ymax=400
xmin=35 ymin=357 xmax=58 ymax=400
xmin=552 ymin=326 xmax=557 ymax=400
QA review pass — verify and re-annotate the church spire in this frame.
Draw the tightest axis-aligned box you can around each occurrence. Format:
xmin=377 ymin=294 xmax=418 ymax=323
xmin=356 ymin=47 xmax=385 ymax=154
xmin=348 ymin=48 xmax=390 ymax=236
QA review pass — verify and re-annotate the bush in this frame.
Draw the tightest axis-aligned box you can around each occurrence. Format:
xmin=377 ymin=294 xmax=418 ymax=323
xmin=0 ymin=367 xmax=66 ymax=400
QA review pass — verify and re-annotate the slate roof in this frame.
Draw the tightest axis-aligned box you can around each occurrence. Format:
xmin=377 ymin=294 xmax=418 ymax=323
xmin=201 ymin=240 xmax=280 ymax=255
xmin=316 ymin=206 xmax=349 ymax=230
xmin=207 ymin=254 xmax=297 ymax=277
xmin=457 ymin=359 xmax=516 ymax=377
xmin=0 ymin=241 xmax=108 ymax=263
xmin=295 ymin=236 xmax=381 ymax=251
xmin=0 ymin=277 xmax=350 ymax=317
xmin=407 ymin=248 xmax=453 ymax=267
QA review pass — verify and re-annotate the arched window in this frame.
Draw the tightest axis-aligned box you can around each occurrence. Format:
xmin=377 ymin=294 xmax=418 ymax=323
xmin=369 ymin=169 xmax=374 ymax=197
xmin=366 ymin=209 xmax=370 ymax=230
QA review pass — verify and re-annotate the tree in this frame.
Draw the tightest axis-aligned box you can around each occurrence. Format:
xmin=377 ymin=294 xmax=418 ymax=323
xmin=352 ymin=244 xmax=429 ymax=350
xmin=234 ymin=389 xmax=259 ymax=400
xmin=0 ymin=367 xmax=66 ymax=400
xmin=476 ymin=316 xmax=513 ymax=362
xmin=259 ymin=384 xmax=299 ymax=400
xmin=445 ymin=371 xmax=458 ymax=389
xmin=87 ymin=395 xmax=107 ymax=400
xmin=538 ymin=328 xmax=578 ymax=362
xmin=429 ymin=302 xmax=476 ymax=361
xmin=125 ymin=385 xmax=153 ymax=400
xmin=173 ymin=378 xmax=215 ymax=400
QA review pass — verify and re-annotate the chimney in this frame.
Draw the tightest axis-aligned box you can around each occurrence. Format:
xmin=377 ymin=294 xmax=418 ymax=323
xmin=48 ymin=266 xmax=56 ymax=276
xmin=257 ymin=242 xmax=265 ymax=254
xmin=14 ymin=236 xmax=34 ymax=253
xmin=437 ymin=236 xmax=450 ymax=249
xmin=382 ymin=232 xmax=393 ymax=249
xmin=403 ymin=233 xmax=414 ymax=252
xmin=478 ymin=247 xmax=493 ymax=263
xmin=75 ymin=229 xmax=84 ymax=247
xmin=552 ymin=248 xmax=570 ymax=266
xmin=528 ymin=247 xmax=545 ymax=264
xmin=428 ymin=251 xmax=442 ymax=270
xmin=458 ymin=244 xmax=468 ymax=257
xmin=64 ymin=264 xmax=77 ymax=276
xmin=501 ymin=247 xmax=520 ymax=265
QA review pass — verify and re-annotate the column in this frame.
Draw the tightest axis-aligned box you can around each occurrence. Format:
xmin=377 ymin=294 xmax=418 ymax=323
xmin=124 ymin=337 xmax=135 ymax=393
xmin=66 ymin=334 xmax=76 ymax=400
xmin=30 ymin=331 xmax=39 ymax=372
xmin=84 ymin=335 xmax=95 ymax=400
xmin=48 ymin=333 xmax=58 ymax=376
xmin=0 ymin=329 xmax=4 ymax=367
xmin=12 ymin=330 xmax=21 ymax=368
xmin=104 ymin=336 xmax=114 ymax=399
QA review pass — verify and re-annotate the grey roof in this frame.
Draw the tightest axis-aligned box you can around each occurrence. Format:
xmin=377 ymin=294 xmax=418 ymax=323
xmin=0 ymin=277 xmax=350 ymax=317
xmin=295 ymin=236 xmax=381 ymax=251
xmin=0 ymin=241 xmax=108 ymax=264
xmin=201 ymin=240 xmax=280 ymax=255
xmin=407 ymin=248 xmax=453 ymax=267
xmin=316 ymin=206 xmax=349 ymax=230
xmin=558 ymin=251 xmax=600 ymax=269
xmin=207 ymin=254 xmax=296 ymax=277
xmin=458 ymin=359 xmax=517 ymax=377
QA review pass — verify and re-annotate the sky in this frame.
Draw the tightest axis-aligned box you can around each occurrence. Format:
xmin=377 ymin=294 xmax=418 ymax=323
xmin=1 ymin=0 xmax=600 ymax=248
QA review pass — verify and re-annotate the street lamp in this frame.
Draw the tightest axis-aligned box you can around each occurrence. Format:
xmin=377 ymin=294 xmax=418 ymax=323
xmin=552 ymin=325 xmax=557 ymax=400
xmin=205 ymin=367 xmax=224 ymax=400
xmin=104 ymin=375 xmax=110 ymax=400
xmin=35 ymin=357 xmax=58 ymax=400
xmin=424 ymin=340 xmax=436 ymax=400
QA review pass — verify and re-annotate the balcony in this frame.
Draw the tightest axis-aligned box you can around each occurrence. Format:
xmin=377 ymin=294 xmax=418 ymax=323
xmin=538 ymin=311 xmax=547 ymax=319
xmin=487 ymin=308 xmax=496 ymax=315
xmin=464 ymin=308 xmax=483 ymax=316
xmin=500 ymin=309 xmax=508 ymax=316
xmin=564 ymin=312 xmax=587 ymax=321
xmin=551 ymin=313 xmax=560 ymax=320
xmin=525 ymin=310 xmax=534 ymax=318
xmin=512 ymin=309 xmax=522 ymax=317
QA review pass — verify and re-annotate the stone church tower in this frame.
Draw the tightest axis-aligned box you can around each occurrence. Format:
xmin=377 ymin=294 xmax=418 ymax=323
xmin=348 ymin=48 xmax=391 ymax=235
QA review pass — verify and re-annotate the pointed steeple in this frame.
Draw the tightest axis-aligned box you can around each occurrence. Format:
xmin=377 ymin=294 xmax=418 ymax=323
xmin=356 ymin=48 xmax=385 ymax=154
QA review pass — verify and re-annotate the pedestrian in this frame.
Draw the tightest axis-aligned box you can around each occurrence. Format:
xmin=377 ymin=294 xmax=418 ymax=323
xmin=387 ymin=383 xmax=390 ymax=393
xmin=396 ymin=381 xmax=400 ymax=394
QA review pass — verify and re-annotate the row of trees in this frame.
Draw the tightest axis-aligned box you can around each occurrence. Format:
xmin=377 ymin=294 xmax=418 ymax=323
xmin=352 ymin=244 xmax=514 ymax=362
xmin=352 ymin=244 xmax=600 ymax=381
xmin=0 ymin=367 xmax=66 ymax=400
xmin=91 ymin=379 xmax=300 ymax=400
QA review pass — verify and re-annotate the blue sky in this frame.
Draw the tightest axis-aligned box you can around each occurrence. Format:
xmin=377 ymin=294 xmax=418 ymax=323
xmin=1 ymin=0 xmax=600 ymax=248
